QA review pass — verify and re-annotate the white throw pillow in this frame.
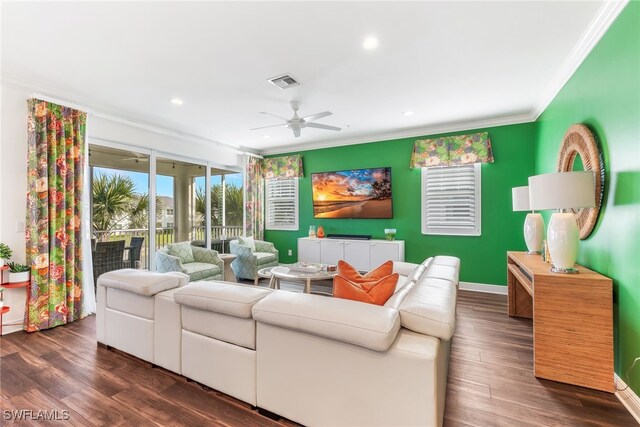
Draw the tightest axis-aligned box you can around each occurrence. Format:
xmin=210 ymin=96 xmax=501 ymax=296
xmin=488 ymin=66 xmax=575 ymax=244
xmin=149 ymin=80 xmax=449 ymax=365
xmin=239 ymin=236 xmax=256 ymax=251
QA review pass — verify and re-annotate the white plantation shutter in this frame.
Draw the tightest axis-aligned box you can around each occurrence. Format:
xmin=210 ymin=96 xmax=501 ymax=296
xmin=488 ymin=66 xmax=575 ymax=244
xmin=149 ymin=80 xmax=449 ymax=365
xmin=265 ymin=178 xmax=299 ymax=231
xmin=421 ymin=164 xmax=481 ymax=236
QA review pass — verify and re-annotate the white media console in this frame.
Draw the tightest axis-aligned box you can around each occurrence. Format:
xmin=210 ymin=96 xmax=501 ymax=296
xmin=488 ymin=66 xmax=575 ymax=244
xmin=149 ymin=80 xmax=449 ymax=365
xmin=298 ymin=237 xmax=405 ymax=271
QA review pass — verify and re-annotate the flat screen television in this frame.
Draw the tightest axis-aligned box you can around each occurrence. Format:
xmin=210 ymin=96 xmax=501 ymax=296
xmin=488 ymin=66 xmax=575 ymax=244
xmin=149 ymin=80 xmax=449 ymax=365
xmin=311 ymin=167 xmax=393 ymax=219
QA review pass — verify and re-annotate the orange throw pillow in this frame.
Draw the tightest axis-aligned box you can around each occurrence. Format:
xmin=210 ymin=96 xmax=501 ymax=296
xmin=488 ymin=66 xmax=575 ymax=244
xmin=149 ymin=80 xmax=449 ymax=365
xmin=333 ymin=273 xmax=398 ymax=306
xmin=337 ymin=260 xmax=393 ymax=283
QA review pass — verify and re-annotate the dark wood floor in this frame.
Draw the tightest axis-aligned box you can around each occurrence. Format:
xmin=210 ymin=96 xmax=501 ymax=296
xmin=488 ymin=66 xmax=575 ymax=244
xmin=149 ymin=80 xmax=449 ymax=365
xmin=0 ymin=289 xmax=634 ymax=426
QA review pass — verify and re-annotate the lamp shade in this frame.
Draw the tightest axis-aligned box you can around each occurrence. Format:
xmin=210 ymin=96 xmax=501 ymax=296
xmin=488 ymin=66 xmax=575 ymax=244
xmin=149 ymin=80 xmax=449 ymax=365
xmin=512 ymin=186 xmax=530 ymax=211
xmin=529 ymin=171 xmax=595 ymax=210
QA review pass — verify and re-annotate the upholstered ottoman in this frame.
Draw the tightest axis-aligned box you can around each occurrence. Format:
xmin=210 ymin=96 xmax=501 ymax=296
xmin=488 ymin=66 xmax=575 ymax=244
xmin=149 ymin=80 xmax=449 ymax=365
xmin=174 ymin=281 xmax=272 ymax=405
xmin=96 ymin=269 xmax=189 ymax=373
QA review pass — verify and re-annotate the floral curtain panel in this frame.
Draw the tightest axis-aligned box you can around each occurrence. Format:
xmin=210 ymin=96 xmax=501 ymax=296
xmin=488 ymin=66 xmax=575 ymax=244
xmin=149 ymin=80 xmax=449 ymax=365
xmin=410 ymin=132 xmax=494 ymax=168
xmin=244 ymin=156 xmax=264 ymax=240
xmin=26 ymin=99 xmax=88 ymax=332
xmin=262 ymin=154 xmax=304 ymax=179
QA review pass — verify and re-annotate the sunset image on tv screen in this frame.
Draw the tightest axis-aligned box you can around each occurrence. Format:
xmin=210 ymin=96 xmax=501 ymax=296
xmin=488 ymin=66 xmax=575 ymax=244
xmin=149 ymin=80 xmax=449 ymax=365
xmin=311 ymin=167 xmax=392 ymax=219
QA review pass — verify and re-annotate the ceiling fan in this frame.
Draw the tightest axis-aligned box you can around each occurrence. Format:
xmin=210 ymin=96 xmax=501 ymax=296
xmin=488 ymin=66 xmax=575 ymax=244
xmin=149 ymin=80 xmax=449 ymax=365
xmin=251 ymin=100 xmax=341 ymax=138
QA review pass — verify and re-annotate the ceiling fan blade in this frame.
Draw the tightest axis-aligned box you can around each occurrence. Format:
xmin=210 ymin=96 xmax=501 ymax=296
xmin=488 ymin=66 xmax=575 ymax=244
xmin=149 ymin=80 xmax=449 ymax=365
xmin=305 ymin=122 xmax=342 ymax=132
xmin=260 ymin=112 xmax=290 ymax=122
xmin=293 ymin=128 xmax=301 ymax=138
xmin=250 ymin=123 xmax=287 ymax=130
xmin=302 ymin=111 xmax=332 ymax=122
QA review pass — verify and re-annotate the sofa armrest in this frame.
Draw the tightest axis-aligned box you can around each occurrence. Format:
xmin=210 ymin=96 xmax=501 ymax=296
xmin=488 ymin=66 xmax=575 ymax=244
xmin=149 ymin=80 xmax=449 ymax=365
xmin=252 ymin=292 xmax=400 ymax=351
xmin=175 ymin=281 xmax=272 ymax=318
xmin=399 ymin=278 xmax=457 ymax=340
xmin=156 ymin=251 xmax=185 ymax=273
xmin=230 ymin=242 xmax=257 ymax=261
xmin=191 ymin=246 xmax=224 ymax=270
xmin=98 ymin=269 xmax=189 ymax=296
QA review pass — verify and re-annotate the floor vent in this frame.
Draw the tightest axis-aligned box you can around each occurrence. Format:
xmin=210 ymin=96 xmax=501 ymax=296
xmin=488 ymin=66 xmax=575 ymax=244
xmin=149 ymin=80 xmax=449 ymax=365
xmin=267 ymin=74 xmax=300 ymax=89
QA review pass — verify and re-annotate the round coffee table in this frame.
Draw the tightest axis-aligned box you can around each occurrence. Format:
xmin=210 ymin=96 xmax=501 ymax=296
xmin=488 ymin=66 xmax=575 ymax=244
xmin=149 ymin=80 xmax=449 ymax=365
xmin=258 ymin=265 xmax=336 ymax=294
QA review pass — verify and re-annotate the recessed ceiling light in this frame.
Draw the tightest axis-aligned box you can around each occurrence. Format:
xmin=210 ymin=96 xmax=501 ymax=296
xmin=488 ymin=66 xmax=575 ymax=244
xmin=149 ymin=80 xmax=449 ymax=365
xmin=263 ymin=135 xmax=270 ymax=139
xmin=363 ymin=36 xmax=380 ymax=50
xmin=170 ymin=98 xmax=183 ymax=106
xmin=403 ymin=111 xmax=415 ymax=117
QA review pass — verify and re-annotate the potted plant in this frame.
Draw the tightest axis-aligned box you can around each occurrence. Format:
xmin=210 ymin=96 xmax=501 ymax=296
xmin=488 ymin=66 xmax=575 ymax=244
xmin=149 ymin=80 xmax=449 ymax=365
xmin=0 ymin=243 xmax=12 ymax=267
xmin=8 ymin=262 xmax=30 ymax=283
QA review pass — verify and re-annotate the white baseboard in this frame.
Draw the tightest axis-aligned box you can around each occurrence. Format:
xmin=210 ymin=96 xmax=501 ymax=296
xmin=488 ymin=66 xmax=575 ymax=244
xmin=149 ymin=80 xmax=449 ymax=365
xmin=459 ymin=281 xmax=508 ymax=295
xmin=615 ymin=374 xmax=640 ymax=424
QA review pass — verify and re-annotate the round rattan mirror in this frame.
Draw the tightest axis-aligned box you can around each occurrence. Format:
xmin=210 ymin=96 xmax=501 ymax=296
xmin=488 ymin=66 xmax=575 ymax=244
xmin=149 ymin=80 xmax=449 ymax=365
xmin=556 ymin=124 xmax=604 ymax=239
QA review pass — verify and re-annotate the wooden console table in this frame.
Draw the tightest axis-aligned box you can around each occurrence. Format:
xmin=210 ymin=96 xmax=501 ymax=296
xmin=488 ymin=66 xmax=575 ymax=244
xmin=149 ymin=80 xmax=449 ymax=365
xmin=507 ymin=251 xmax=613 ymax=392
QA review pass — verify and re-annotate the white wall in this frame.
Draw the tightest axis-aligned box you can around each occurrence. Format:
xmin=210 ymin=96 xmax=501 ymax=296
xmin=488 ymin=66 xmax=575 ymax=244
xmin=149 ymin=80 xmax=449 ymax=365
xmin=0 ymin=82 xmax=244 ymax=334
xmin=1 ymin=85 xmax=29 ymax=334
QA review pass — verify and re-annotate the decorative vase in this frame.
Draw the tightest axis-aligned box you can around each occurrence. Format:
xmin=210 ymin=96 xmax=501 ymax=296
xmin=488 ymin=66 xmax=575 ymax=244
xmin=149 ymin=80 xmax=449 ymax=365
xmin=317 ymin=226 xmax=325 ymax=238
xmin=547 ymin=212 xmax=579 ymax=272
xmin=308 ymin=225 xmax=316 ymax=238
xmin=0 ymin=259 xmax=4 ymax=267
xmin=523 ymin=213 xmax=544 ymax=254
xmin=384 ymin=229 xmax=396 ymax=241
xmin=9 ymin=271 xmax=30 ymax=283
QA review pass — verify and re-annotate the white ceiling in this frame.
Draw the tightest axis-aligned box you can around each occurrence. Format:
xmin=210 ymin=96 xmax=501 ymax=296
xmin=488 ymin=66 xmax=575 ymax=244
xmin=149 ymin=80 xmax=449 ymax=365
xmin=2 ymin=1 xmax=610 ymax=154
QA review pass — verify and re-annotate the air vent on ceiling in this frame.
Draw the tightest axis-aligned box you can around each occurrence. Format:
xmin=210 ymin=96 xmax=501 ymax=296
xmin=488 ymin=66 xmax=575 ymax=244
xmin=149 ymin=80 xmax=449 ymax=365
xmin=267 ymin=74 xmax=300 ymax=90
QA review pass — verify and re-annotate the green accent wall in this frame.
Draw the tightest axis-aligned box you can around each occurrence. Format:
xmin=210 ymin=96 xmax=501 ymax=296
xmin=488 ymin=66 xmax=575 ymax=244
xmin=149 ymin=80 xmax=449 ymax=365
xmin=534 ymin=2 xmax=640 ymax=393
xmin=265 ymin=122 xmax=536 ymax=287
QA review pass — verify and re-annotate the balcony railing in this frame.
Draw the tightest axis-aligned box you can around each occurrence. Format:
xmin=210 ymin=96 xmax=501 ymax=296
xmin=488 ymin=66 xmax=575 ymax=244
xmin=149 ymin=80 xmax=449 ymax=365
xmin=93 ymin=225 xmax=244 ymax=269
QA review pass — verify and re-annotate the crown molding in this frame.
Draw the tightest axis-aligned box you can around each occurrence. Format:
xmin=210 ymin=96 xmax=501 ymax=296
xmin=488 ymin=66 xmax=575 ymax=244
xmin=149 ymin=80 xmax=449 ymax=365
xmin=1 ymin=76 xmax=261 ymax=158
xmin=258 ymin=112 xmax=535 ymax=155
xmin=531 ymin=0 xmax=629 ymax=119
xmin=4 ymin=0 xmax=626 ymax=158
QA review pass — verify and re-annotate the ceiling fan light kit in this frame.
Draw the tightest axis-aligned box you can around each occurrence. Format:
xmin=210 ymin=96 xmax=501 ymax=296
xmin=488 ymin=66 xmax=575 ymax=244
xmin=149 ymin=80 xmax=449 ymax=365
xmin=251 ymin=100 xmax=342 ymax=138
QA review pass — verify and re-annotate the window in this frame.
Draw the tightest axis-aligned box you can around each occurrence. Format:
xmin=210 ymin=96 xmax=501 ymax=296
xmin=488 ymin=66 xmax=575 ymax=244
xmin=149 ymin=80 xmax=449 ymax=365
xmin=265 ymin=178 xmax=299 ymax=231
xmin=421 ymin=164 xmax=481 ymax=236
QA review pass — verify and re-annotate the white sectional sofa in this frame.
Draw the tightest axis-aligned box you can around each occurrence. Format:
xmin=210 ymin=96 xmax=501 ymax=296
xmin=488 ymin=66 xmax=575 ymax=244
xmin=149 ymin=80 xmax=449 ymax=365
xmin=96 ymin=256 xmax=459 ymax=427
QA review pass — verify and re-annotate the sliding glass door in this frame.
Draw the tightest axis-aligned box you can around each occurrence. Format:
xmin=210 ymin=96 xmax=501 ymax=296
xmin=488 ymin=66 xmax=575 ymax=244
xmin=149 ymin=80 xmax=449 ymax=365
xmin=89 ymin=145 xmax=151 ymax=269
xmin=89 ymin=141 xmax=242 ymax=270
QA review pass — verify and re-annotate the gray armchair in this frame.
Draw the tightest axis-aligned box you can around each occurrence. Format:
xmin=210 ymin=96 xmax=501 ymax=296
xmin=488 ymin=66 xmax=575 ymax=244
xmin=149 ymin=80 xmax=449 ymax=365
xmin=156 ymin=242 xmax=223 ymax=282
xmin=229 ymin=238 xmax=279 ymax=285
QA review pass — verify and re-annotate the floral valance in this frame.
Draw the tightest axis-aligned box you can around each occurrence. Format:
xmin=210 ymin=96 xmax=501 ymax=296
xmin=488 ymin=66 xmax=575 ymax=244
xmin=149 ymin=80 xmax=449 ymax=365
xmin=262 ymin=155 xmax=304 ymax=179
xmin=410 ymin=132 xmax=494 ymax=168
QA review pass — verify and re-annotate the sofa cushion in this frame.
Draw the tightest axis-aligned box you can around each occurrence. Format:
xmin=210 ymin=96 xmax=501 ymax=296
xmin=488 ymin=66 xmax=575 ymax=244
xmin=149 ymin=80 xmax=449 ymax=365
xmin=106 ymin=288 xmax=154 ymax=319
xmin=183 ymin=262 xmax=221 ymax=281
xmin=238 ymin=236 xmax=256 ymax=251
xmin=98 ymin=269 xmax=189 ymax=296
xmin=174 ymin=281 xmax=272 ymax=318
xmin=182 ymin=306 xmax=257 ymax=349
xmin=168 ymin=242 xmax=195 ymax=263
xmin=255 ymin=252 xmax=277 ymax=265
xmin=392 ymin=261 xmax=420 ymax=278
xmin=252 ymin=291 xmax=400 ymax=352
xmin=432 ymin=256 xmax=460 ymax=269
xmin=423 ymin=264 xmax=459 ymax=285
xmin=408 ymin=264 xmax=427 ymax=283
xmin=384 ymin=281 xmax=415 ymax=310
xmin=337 ymin=260 xmax=393 ymax=282
xmin=333 ymin=274 xmax=398 ymax=306
xmin=399 ymin=279 xmax=457 ymax=340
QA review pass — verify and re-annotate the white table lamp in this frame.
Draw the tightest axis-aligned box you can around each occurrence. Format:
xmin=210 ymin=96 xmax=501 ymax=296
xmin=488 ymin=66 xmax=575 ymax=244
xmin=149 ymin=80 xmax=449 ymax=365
xmin=512 ymin=186 xmax=544 ymax=254
xmin=529 ymin=171 xmax=595 ymax=273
